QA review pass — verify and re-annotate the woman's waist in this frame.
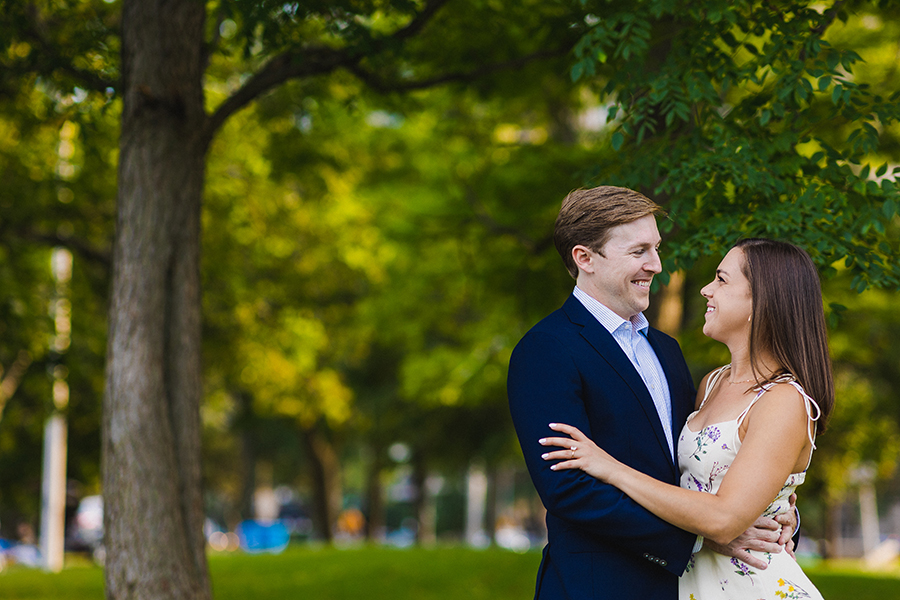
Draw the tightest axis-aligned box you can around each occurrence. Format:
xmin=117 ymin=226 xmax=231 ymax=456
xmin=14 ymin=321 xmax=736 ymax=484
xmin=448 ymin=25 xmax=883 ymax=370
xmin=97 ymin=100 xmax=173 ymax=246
xmin=763 ymin=484 xmax=801 ymax=518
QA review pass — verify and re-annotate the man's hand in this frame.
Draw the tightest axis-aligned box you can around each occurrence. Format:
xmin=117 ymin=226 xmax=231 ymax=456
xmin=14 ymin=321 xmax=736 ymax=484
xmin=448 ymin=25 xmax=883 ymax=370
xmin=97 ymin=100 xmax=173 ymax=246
xmin=706 ymin=494 xmax=800 ymax=568
xmin=774 ymin=493 xmax=799 ymax=558
xmin=704 ymin=517 xmax=784 ymax=570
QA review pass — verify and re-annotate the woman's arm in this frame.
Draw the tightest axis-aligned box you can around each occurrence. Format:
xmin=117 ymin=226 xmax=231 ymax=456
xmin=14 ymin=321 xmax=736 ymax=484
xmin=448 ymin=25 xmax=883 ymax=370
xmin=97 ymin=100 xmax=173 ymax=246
xmin=541 ymin=384 xmax=811 ymax=545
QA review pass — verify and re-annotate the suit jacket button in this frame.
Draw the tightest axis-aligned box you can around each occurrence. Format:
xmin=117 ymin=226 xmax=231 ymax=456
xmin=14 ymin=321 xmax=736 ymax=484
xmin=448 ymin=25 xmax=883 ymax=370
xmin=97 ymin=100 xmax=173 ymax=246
xmin=660 ymin=560 xmax=667 ymax=566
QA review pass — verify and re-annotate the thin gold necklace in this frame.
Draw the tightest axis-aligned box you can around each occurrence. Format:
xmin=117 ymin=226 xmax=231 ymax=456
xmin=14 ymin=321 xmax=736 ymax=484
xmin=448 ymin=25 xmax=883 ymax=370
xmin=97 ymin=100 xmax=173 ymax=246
xmin=728 ymin=366 xmax=754 ymax=384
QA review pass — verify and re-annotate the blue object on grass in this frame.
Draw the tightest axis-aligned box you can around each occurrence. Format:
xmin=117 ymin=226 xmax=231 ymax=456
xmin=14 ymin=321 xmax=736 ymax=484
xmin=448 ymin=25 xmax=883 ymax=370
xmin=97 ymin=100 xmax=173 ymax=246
xmin=235 ymin=520 xmax=290 ymax=554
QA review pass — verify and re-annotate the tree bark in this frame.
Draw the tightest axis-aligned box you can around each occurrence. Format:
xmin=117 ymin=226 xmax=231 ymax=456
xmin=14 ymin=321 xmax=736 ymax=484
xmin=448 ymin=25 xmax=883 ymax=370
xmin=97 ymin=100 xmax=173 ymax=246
xmin=301 ymin=427 xmax=342 ymax=542
xmin=102 ymin=1 xmax=210 ymax=598
xmin=412 ymin=452 xmax=436 ymax=545
xmin=363 ymin=444 xmax=385 ymax=542
xmin=824 ymin=499 xmax=843 ymax=559
xmin=484 ymin=463 xmax=498 ymax=545
xmin=654 ymin=270 xmax=686 ymax=336
xmin=235 ymin=391 xmax=257 ymax=521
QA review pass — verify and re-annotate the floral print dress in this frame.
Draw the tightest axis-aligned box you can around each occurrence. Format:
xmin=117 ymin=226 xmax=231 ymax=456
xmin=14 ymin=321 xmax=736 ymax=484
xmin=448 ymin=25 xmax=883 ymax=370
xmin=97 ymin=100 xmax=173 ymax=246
xmin=677 ymin=365 xmax=824 ymax=600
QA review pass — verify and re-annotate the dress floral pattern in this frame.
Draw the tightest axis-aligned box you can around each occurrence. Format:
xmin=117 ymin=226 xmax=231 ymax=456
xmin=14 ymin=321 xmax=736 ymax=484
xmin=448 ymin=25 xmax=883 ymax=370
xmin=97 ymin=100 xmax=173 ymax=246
xmin=677 ymin=366 xmax=823 ymax=600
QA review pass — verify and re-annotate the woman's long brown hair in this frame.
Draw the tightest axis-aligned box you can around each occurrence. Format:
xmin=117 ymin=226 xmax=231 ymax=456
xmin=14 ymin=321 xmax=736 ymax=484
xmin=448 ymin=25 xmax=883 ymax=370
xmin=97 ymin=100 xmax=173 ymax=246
xmin=735 ymin=238 xmax=835 ymax=433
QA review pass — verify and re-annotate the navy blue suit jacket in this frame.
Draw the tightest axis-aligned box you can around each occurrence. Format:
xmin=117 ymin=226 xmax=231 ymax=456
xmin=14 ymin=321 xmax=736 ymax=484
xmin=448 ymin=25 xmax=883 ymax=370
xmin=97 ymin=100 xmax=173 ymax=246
xmin=508 ymin=294 xmax=698 ymax=600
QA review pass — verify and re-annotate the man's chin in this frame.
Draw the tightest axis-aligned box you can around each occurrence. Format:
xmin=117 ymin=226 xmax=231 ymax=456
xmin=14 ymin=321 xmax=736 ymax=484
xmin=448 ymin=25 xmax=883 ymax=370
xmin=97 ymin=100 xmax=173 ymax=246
xmin=632 ymin=301 xmax=650 ymax=315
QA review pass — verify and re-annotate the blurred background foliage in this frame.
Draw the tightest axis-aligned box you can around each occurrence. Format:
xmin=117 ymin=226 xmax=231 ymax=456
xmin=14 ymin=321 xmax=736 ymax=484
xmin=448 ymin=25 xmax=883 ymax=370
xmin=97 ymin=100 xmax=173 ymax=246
xmin=1 ymin=0 xmax=899 ymax=553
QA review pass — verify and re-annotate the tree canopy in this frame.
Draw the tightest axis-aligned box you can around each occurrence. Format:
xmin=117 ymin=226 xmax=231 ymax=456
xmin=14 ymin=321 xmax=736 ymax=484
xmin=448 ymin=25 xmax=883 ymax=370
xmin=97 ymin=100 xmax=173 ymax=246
xmin=568 ymin=0 xmax=900 ymax=292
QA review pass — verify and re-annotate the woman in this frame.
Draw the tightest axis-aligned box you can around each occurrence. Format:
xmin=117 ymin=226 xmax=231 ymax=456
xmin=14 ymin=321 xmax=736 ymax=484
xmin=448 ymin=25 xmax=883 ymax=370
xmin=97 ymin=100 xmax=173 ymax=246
xmin=540 ymin=238 xmax=834 ymax=600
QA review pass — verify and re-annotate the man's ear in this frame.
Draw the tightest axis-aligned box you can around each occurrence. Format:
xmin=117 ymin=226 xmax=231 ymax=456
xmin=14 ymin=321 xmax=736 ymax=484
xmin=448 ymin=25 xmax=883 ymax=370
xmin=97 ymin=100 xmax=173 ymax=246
xmin=572 ymin=245 xmax=595 ymax=274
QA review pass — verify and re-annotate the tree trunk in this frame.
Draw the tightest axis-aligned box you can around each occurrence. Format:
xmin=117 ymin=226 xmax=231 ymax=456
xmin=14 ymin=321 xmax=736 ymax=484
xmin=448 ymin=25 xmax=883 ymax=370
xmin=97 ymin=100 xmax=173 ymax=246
xmin=654 ymin=270 xmax=685 ymax=336
xmin=412 ymin=452 xmax=436 ymax=546
xmin=823 ymin=497 xmax=843 ymax=559
xmin=103 ymin=2 xmax=210 ymax=598
xmin=301 ymin=427 xmax=341 ymax=542
xmin=236 ymin=392 xmax=257 ymax=521
xmin=484 ymin=463 xmax=498 ymax=545
xmin=364 ymin=444 xmax=385 ymax=542
xmin=465 ymin=462 xmax=487 ymax=546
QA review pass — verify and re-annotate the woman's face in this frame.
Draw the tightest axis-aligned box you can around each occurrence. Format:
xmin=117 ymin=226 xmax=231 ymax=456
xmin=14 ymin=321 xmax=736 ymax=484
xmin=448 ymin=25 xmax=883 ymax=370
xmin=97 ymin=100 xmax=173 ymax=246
xmin=700 ymin=247 xmax=753 ymax=344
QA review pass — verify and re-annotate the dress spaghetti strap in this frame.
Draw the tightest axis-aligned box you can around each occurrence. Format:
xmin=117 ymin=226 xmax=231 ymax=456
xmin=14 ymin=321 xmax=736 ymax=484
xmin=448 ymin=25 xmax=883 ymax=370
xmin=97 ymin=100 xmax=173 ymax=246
xmin=698 ymin=365 xmax=730 ymax=411
xmin=732 ymin=373 xmax=822 ymax=471
xmin=787 ymin=380 xmax=822 ymax=471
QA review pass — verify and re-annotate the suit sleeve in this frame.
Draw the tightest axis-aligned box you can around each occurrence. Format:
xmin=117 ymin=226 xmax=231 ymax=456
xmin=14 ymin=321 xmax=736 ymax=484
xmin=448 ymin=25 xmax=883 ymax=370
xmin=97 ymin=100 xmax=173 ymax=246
xmin=508 ymin=329 xmax=696 ymax=575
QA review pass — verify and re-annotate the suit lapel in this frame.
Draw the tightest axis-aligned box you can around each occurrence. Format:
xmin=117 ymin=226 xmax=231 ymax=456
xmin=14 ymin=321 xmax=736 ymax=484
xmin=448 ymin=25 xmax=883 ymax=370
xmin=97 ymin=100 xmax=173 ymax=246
xmin=562 ymin=296 xmax=677 ymax=476
xmin=647 ymin=329 xmax=693 ymax=440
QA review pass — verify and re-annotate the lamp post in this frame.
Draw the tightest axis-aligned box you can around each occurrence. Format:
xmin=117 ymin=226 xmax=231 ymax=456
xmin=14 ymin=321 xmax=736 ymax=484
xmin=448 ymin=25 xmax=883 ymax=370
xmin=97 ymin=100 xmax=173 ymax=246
xmin=40 ymin=247 xmax=72 ymax=572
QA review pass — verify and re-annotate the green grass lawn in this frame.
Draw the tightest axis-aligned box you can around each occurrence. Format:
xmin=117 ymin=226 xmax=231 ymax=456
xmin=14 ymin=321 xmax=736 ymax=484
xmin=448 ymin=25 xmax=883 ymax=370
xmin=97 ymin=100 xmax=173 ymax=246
xmin=1 ymin=546 xmax=899 ymax=599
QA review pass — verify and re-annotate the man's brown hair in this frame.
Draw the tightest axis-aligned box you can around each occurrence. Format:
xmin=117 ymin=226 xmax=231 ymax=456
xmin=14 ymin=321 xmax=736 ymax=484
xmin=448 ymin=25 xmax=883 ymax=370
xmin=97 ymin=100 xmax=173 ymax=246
xmin=553 ymin=186 xmax=664 ymax=279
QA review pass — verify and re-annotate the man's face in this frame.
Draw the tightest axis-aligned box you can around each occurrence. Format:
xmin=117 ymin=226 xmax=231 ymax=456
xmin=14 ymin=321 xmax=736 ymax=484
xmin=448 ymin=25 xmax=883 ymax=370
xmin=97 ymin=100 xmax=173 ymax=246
xmin=576 ymin=215 xmax=662 ymax=320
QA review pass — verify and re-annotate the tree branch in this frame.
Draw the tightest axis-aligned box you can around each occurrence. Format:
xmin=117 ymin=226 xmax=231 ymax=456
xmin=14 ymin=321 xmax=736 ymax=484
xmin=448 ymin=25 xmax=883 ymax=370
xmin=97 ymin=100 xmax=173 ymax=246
xmin=812 ymin=0 xmax=846 ymax=36
xmin=204 ymin=0 xmax=452 ymax=141
xmin=19 ymin=230 xmax=112 ymax=268
xmin=202 ymin=2 xmax=229 ymax=73
xmin=204 ymin=45 xmax=358 ymax=141
xmin=799 ymin=0 xmax=846 ymax=61
xmin=346 ymin=46 xmax=572 ymax=94
xmin=0 ymin=350 xmax=34 ymax=424
xmin=19 ymin=3 xmax=117 ymax=93
xmin=389 ymin=0 xmax=453 ymax=42
xmin=461 ymin=184 xmax=553 ymax=255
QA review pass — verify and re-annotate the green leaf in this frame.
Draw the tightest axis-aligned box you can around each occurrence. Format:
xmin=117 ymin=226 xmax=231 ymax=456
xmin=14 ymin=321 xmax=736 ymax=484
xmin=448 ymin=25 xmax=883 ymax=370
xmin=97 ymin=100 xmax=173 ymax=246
xmin=867 ymin=180 xmax=880 ymax=195
xmin=611 ymin=131 xmax=624 ymax=151
xmin=831 ymin=84 xmax=843 ymax=104
xmin=570 ymin=62 xmax=584 ymax=82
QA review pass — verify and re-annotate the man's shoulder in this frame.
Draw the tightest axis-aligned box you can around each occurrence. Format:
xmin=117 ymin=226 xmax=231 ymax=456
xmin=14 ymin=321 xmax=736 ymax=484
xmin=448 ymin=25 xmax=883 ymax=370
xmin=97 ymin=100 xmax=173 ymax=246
xmin=510 ymin=303 xmax=580 ymax=356
xmin=518 ymin=300 xmax=583 ymax=339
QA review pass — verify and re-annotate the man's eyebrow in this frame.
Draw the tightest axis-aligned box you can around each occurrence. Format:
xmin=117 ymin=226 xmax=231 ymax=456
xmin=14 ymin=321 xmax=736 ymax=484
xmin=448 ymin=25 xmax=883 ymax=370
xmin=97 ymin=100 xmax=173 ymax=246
xmin=628 ymin=241 xmax=660 ymax=250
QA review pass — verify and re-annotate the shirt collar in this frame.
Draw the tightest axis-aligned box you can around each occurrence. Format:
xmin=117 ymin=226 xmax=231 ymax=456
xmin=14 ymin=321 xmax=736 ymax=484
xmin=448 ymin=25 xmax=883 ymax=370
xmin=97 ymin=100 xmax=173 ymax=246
xmin=573 ymin=285 xmax=649 ymax=336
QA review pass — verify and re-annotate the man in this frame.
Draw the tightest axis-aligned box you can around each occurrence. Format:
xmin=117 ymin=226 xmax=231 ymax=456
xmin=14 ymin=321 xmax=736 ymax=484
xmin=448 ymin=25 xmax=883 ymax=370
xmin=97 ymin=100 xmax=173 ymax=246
xmin=507 ymin=186 xmax=792 ymax=599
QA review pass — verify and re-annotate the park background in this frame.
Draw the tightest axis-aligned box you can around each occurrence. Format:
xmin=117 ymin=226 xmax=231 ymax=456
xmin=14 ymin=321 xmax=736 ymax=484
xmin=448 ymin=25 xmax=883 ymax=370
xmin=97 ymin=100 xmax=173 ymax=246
xmin=2 ymin=0 xmax=900 ymax=598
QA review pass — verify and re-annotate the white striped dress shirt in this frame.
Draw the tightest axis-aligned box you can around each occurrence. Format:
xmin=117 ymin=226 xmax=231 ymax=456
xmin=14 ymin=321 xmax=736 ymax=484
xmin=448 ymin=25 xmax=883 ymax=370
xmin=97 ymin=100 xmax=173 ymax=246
xmin=573 ymin=286 xmax=675 ymax=459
